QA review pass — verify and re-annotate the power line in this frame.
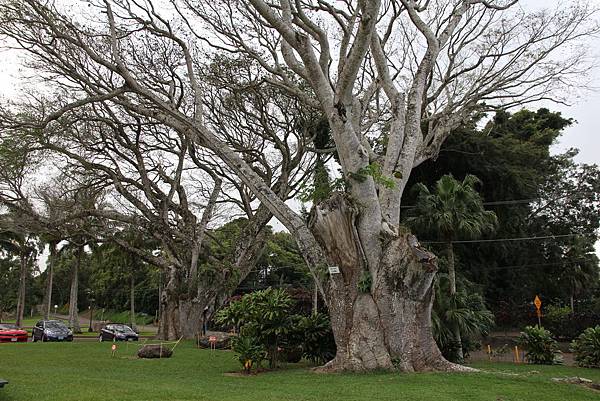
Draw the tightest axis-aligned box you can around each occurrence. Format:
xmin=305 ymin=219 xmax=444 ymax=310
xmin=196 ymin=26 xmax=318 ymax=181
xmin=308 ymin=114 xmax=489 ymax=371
xmin=421 ymin=232 xmax=597 ymax=244
xmin=400 ymin=191 xmax=597 ymax=209
xmin=483 ymin=259 xmax=594 ymax=272
xmin=400 ymin=198 xmax=537 ymax=209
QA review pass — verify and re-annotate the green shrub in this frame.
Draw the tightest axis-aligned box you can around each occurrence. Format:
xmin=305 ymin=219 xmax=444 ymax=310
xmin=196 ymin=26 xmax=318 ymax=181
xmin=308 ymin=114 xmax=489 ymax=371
xmin=517 ymin=326 xmax=562 ymax=365
xmin=217 ymin=289 xmax=338 ymax=369
xmin=571 ymin=326 xmax=600 ymax=368
xmin=231 ymin=335 xmax=266 ymax=373
xmin=544 ymin=305 xmax=573 ymax=340
xmin=296 ymin=313 xmax=336 ymax=365
xmin=545 ymin=305 xmax=572 ymax=322
xmin=216 ymin=288 xmax=295 ymax=368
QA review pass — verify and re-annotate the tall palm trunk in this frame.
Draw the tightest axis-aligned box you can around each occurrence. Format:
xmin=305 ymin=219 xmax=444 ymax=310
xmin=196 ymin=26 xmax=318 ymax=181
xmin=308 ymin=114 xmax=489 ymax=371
xmin=570 ymin=282 xmax=575 ymax=314
xmin=130 ymin=273 xmax=135 ymax=330
xmin=312 ymin=281 xmax=318 ymax=315
xmin=446 ymin=241 xmax=463 ymax=361
xmin=43 ymin=242 xmax=57 ymax=320
xmin=68 ymin=246 xmax=82 ymax=333
xmin=15 ymin=249 xmax=27 ymax=327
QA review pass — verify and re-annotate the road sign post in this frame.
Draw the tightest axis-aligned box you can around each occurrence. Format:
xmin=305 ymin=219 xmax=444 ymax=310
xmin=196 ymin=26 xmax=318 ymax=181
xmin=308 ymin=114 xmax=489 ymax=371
xmin=534 ymin=295 xmax=542 ymax=327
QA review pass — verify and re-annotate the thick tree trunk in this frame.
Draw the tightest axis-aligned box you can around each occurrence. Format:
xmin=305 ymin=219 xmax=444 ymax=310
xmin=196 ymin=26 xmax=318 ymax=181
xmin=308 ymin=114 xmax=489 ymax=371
xmin=445 ymin=241 xmax=463 ymax=360
xmin=309 ymin=194 xmax=471 ymax=372
xmin=158 ymin=203 xmax=273 ymax=340
xmin=15 ymin=250 xmax=27 ymax=328
xmin=158 ymin=266 xmax=181 ymax=340
xmin=42 ymin=242 xmax=57 ymax=320
xmin=68 ymin=246 xmax=82 ymax=333
xmin=157 ymin=266 xmax=212 ymax=340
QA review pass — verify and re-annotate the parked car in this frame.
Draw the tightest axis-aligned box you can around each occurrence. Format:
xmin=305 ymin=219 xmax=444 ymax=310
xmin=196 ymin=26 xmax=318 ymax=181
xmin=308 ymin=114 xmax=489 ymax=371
xmin=99 ymin=324 xmax=139 ymax=342
xmin=0 ymin=323 xmax=28 ymax=343
xmin=32 ymin=320 xmax=73 ymax=342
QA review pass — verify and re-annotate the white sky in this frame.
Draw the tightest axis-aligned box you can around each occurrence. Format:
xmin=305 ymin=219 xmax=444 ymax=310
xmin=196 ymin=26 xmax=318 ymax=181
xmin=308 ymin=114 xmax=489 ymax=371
xmin=0 ymin=0 xmax=599 ymax=266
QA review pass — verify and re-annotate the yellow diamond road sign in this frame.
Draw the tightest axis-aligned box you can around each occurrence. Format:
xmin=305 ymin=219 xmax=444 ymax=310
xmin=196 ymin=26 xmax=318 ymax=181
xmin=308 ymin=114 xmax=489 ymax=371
xmin=534 ymin=295 xmax=542 ymax=310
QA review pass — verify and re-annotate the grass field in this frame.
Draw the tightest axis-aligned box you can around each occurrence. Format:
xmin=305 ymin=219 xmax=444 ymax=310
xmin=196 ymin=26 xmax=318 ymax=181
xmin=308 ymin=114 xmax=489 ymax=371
xmin=1 ymin=341 xmax=600 ymax=401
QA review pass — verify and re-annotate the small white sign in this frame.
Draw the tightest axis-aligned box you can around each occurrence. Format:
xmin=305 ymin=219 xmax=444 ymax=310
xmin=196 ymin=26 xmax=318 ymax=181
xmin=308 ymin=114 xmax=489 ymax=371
xmin=328 ymin=266 xmax=340 ymax=274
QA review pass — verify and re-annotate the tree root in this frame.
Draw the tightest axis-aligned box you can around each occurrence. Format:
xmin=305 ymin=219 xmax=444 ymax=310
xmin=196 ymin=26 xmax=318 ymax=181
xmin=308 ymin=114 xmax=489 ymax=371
xmin=312 ymin=357 xmax=479 ymax=373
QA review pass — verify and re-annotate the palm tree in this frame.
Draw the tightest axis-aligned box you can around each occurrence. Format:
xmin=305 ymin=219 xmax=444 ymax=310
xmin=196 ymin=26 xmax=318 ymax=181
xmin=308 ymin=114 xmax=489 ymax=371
xmin=0 ymin=228 xmax=36 ymax=327
xmin=408 ymin=174 xmax=497 ymax=360
xmin=560 ymin=238 xmax=599 ymax=313
xmin=432 ymin=274 xmax=495 ymax=362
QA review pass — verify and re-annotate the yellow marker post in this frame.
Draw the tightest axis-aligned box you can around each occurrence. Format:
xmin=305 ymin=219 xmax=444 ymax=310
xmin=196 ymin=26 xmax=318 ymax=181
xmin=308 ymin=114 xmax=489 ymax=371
xmin=487 ymin=344 xmax=492 ymax=361
xmin=514 ymin=345 xmax=520 ymax=363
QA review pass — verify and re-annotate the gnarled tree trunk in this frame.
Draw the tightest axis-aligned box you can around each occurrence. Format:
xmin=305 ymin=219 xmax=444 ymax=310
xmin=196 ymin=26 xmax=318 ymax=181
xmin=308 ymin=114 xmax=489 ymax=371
xmin=309 ymin=194 xmax=470 ymax=372
xmin=157 ymin=204 xmax=272 ymax=340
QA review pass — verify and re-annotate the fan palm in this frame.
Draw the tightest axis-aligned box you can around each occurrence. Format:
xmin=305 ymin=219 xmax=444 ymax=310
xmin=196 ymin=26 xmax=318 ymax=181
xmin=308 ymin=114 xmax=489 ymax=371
xmin=408 ymin=174 xmax=497 ymax=359
xmin=432 ymin=275 xmax=495 ymax=362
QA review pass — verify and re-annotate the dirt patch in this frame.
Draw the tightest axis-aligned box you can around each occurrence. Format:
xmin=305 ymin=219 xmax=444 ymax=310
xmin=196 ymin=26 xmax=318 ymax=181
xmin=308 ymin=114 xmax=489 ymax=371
xmin=223 ymin=368 xmax=273 ymax=377
xmin=552 ymin=376 xmax=600 ymax=392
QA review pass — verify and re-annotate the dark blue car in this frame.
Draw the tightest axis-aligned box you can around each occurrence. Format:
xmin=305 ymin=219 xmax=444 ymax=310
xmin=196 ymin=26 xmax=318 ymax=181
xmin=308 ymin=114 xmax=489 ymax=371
xmin=32 ymin=320 xmax=73 ymax=342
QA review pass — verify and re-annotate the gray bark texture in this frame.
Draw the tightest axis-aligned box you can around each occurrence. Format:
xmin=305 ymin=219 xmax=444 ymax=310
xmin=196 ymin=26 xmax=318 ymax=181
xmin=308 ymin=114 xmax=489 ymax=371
xmin=309 ymin=194 xmax=470 ymax=372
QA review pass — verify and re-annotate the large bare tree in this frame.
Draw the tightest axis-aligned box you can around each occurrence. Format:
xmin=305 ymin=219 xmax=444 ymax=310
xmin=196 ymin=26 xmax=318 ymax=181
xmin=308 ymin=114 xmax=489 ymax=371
xmin=0 ymin=46 xmax=317 ymax=339
xmin=0 ymin=0 xmax=595 ymax=370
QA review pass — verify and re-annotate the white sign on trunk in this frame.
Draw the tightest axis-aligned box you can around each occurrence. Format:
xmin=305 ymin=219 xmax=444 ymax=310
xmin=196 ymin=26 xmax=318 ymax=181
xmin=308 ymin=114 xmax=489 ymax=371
xmin=328 ymin=266 xmax=340 ymax=274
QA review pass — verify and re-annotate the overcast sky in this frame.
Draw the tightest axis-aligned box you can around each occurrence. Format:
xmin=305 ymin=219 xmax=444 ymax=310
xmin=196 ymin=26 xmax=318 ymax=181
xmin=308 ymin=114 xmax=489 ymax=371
xmin=0 ymin=0 xmax=598 ymax=262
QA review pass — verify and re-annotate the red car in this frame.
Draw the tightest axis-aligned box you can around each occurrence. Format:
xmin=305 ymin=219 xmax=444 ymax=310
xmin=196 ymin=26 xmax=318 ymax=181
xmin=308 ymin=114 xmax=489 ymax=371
xmin=0 ymin=323 xmax=28 ymax=343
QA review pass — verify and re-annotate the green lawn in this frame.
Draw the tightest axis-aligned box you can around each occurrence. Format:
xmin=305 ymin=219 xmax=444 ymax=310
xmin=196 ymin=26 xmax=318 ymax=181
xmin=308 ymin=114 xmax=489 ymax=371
xmin=1 ymin=341 xmax=600 ymax=401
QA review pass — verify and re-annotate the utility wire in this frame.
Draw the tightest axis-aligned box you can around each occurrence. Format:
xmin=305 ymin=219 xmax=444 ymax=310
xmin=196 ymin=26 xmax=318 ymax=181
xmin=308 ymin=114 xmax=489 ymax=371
xmin=481 ymin=259 xmax=594 ymax=272
xmin=421 ymin=232 xmax=597 ymax=244
xmin=400 ymin=199 xmax=534 ymax=209
xmin=400 ymin=192 xmax=597 ymax=209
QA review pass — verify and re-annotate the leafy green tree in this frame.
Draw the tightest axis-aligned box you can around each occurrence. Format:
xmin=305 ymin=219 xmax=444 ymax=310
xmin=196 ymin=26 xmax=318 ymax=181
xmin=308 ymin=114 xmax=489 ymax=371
xmin=408 ymin=108 xmax=599 ymax=319
xmin=0 ymin=256 xmax=19 ymax=321
xmin=0 ymin=226 xmax=38 ymax=327
xmin=86 ymin=230 xmax=159 ymax=326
